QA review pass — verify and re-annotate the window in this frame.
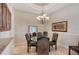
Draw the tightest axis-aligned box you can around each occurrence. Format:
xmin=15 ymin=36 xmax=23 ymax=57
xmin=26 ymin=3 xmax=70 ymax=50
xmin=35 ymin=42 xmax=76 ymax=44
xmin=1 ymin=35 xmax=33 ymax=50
xmin=28 ymin=25 xmax=38 ymax=33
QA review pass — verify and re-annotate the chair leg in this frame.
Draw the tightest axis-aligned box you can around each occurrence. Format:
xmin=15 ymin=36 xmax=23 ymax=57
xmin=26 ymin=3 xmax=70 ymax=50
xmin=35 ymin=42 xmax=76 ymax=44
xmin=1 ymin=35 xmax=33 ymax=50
xmin=36 ymin=46 xmax=37 ymax=52
xmin=55 ymin=45 xmax=57 ymax=50
xmin=52 ymin=45 xmax=53 ymax=48
xmin=27 ymin=45 xmax=29 ymax=53
xmin=49 ymin=46 xmax=50 ymax=52
xmin=69 ymin=47 xmax=70 ymax=55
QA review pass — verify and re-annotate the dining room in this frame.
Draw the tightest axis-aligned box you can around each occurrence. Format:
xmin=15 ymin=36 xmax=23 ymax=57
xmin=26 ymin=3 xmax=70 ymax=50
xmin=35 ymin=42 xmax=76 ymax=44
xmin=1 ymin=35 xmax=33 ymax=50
xmin=12 ymin=3 xmax=79 ymax=55
xmin=0 ymin=3 xmax=79 ymax=55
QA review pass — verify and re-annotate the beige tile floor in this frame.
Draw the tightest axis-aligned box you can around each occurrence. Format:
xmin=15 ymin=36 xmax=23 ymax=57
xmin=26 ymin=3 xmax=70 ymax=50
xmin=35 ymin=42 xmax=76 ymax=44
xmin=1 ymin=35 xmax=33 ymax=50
xmin=11 ymin=42 xmax=78 ymax=55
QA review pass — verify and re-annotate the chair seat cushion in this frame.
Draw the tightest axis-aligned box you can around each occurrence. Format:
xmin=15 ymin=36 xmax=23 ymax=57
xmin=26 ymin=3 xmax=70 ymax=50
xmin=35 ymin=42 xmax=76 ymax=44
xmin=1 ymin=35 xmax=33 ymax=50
xmin=49 ymin=41 xmax=56 ymax=45
xmin=30 ymin=41 xmax=37 ymax=46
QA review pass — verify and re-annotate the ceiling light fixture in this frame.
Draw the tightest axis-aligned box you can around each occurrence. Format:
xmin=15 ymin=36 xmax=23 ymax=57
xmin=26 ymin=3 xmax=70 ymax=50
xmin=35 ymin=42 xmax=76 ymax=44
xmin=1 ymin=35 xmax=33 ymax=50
xmin=36 ymin=3 xmax=49 ymax=24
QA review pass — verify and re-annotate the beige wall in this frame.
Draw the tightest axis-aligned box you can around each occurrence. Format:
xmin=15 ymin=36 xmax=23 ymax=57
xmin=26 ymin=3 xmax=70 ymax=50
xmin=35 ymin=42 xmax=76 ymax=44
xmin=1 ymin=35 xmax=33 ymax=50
xmin=14 ymin=4 xmax=79 ymax=48
xmin=14 ymin=10 xmax=46 ymax=44
xmin=46 ymin=4 xmax=79 ymax=48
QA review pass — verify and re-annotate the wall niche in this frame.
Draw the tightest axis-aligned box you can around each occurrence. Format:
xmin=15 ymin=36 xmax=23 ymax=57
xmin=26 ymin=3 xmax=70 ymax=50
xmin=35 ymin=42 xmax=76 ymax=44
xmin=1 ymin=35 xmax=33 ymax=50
xmin=0 ymin=3 xmax=11 ymax=32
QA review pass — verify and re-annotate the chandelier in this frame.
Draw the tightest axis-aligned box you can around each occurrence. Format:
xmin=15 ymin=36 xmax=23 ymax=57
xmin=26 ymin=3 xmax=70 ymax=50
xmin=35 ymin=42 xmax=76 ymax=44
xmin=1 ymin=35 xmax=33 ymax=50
xmin=36 ymin=3 xmax=49 ymax=24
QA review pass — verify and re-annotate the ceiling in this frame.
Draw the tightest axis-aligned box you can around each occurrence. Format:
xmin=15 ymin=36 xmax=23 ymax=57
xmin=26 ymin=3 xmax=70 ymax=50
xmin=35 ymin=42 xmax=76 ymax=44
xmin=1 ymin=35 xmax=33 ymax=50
xmin=13 ymin=3 xmax=69 ymax=14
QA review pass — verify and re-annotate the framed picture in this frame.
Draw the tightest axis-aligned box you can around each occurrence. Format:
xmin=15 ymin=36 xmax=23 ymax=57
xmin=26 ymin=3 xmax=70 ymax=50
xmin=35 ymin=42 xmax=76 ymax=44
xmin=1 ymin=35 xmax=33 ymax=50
xmin=0 ymin=3 xmax=11 ymax=31
xmin=0 ymin=4 xmax=3 ymax=30
xmin=52 ymin=21 xmax=67 ymax=32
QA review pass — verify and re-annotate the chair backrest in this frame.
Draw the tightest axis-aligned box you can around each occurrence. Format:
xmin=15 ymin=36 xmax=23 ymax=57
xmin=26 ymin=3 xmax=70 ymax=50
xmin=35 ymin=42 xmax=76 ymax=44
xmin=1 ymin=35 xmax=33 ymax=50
xmin=43 ymin=31 xmax=48 ymax=37
xmin=37 ymin=32 xmax=42 ymax=38
xmin=25 ymin=33 xmax=31 ymax=44
xmin=32 ymin=32 xmax=37 ymax=37
xmin=37 ymin=36 xmax=49 ymax=55
xmin=52 ymin=33 xmax=58 ymax=41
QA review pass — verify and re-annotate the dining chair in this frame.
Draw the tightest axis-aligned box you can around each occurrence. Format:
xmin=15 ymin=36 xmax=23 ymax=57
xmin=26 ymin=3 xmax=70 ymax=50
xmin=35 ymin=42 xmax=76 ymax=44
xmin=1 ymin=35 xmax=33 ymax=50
xmin=37 ymin=36 xmax=49 ymax=55
xmin=25 ymin=33 xmax=37 ymax=53
xmin=43 ymin=31 xmax=48 ymax=37
xmin=49 ymin=33 xmax=58 ymax=50
xmin=37 ymin=32 xmax=42 ymax=38
xmin=31 ymin=32 xmax=37 ymax=41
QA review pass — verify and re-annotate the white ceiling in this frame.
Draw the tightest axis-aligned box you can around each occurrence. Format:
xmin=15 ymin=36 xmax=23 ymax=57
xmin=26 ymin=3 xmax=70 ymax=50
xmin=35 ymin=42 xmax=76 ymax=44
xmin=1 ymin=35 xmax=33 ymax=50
xmin=13 ymin=3 xmax=69 ymax=14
